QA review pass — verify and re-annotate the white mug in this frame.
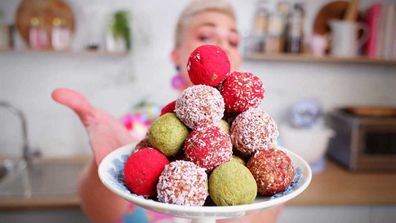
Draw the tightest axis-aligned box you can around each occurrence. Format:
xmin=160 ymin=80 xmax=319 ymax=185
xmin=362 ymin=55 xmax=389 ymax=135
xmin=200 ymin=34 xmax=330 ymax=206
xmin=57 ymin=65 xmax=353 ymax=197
xmin=329 ymin=20 xmax=368 ymax=57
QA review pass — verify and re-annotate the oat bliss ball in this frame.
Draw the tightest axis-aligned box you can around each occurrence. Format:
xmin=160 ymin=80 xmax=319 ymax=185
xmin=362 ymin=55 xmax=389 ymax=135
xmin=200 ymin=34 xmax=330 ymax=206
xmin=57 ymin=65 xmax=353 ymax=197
xmin=123 ymin=44 xmax=295 ymax=207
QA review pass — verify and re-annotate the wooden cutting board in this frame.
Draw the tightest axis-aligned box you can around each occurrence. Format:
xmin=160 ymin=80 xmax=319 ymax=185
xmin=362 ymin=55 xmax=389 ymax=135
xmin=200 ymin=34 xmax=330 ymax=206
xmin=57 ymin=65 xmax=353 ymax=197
xmin=313 ymin=1 xmax=363 ymax=35
xmin=314 ymin=1 xmax=349 ymax=35
xmin=15 ymin=0 xmax=75 ymax=46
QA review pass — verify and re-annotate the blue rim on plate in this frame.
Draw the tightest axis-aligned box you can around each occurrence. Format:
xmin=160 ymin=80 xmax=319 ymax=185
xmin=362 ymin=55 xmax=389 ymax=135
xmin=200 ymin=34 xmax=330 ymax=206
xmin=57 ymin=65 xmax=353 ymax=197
xmin=98 ymin=144 xmax=312 ymax=219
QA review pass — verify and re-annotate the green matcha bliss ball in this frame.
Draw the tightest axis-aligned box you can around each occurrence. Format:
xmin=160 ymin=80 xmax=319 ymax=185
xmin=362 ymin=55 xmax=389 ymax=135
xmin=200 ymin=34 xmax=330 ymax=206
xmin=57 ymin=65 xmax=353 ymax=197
xmin=209 ymin=161 xmax=257 ymax=206
xmin=148 ymin=113 xmax=189 ymax=156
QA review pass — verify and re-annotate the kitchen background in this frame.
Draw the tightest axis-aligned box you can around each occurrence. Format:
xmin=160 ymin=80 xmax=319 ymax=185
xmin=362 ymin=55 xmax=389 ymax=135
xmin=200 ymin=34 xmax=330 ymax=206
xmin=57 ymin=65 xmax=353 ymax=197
xmin=0 ymin=0 xmax=395 ymax=157
xmin=0 ymin=0 xmax=395 ymax=222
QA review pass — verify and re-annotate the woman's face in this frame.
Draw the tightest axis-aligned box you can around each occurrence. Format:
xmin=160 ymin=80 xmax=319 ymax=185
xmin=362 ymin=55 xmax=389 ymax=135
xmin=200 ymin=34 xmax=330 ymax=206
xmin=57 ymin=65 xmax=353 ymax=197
xmin=172 ymin=11 xmax=241 ymax=86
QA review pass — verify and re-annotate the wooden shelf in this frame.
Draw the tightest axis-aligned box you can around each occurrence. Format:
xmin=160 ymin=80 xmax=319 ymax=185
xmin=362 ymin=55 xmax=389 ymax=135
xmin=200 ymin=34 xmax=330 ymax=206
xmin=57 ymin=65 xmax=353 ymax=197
xmin=0 ymin=49 xmax=129 ymax=57
xmin=245 ymin=53 xmax=396 ymax=65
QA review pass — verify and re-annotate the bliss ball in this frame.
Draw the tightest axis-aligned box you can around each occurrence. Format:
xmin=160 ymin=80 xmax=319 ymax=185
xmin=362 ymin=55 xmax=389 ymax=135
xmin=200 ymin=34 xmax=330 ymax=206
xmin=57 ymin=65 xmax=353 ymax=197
xmin=160 ymin=100 xmax=176 ymax=116
xmin=220 ymin=71 xmax=265 ymax=112
xmin=124 ymin=148 xmax=169 ymax=197
xmin=157 ymin=160 xmax=208 ymax=206
xmin=223 ymin=112 xmax=240 ymax=125
xmin=134 ymin=138 xmax=151 ymax=152
xmin=187 ymin=44 xmax=230 ymax=87
xmin=209 ymin=161 xmax=257 ymax=206
xmin=175 ymin=85 xmax=224 ymax=129
xmin=216 ymin=119 xmax=230 ymax=134
xmin=231 ymin=108 xmax=279 ymax=154
xmin=247 ymin=148 xmax=294 ymax=196
xmin=148 ymin=113 xmax=189 ymax=156
xmin=231 ymin=155 xmax=245 ymax=165
xmin=184 ymin=126 xmax=232 ymax=171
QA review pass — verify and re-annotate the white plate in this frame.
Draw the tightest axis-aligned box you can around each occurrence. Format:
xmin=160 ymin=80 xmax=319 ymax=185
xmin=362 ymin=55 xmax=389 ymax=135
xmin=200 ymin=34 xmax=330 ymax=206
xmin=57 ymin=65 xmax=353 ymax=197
xmin=98 ymin=144 xmax=312 ymax=223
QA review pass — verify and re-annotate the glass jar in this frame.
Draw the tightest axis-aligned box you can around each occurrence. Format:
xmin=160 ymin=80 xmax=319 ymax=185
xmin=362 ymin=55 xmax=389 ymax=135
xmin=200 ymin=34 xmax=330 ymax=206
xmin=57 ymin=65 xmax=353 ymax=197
xmin=29 ymin=17 xmax=48 ymax=50
xmin=51 ymin=17 xmax=71 ymax=50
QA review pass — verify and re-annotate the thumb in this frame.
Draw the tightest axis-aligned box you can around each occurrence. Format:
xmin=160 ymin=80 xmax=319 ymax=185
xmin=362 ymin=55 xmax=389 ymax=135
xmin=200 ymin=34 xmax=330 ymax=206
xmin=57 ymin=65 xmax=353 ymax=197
xmin=52 ymin=88 xmax=95 ymax=124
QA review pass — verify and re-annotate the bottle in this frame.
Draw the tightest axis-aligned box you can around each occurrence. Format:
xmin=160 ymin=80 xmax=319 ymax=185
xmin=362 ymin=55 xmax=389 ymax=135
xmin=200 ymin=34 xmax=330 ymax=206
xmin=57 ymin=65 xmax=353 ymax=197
xmin=0 ymin=10 xmax=9 ymax=49
xmin=266 ymin=2 xmax=289 ymax=53
xmin=251 ymin=0 xmax=270 ymax=53
xmin=277 ymin=2 xmax=290 ymax=52
xmin=29 ymin=17 xmax=48 ymax=50
xmin=51 ymin=17 xmax=71 ymax=50
xmin=286 ymin=3 xmax=305 ymax=53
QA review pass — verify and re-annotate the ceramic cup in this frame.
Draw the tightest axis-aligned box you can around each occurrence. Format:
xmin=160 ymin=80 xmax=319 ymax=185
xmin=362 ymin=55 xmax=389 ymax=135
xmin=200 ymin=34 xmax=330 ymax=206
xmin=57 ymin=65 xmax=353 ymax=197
xmin=310 ymin=34 xmax=328 ymax=56
xmin=329 ymin=20 xmax=368 ymax=57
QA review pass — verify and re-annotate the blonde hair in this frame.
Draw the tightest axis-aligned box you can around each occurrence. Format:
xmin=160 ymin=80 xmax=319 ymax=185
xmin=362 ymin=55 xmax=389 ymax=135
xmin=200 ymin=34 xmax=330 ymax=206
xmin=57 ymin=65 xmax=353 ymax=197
xmin=174 ymin=0 xmax=236 ymax=47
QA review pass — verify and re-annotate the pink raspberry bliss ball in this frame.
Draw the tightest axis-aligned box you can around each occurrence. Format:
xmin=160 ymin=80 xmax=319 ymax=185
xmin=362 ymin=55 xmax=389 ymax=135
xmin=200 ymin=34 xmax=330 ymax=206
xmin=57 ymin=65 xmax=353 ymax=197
xmin=247 ymin=148 xmax=294 ymax=196
xmin=123 ymin=148 xmax=169 ymax=198
xmin=160 ymin=100 xmax=176 ymax=116
xmin=220 ymin=71 xmax=265 ymax=113
xmin=175 ymin=85 xmax=225 ymax=129
xmin=187 ymin=44 xmax=230 ymax=87
xmin=157 ymin=160 xmax=209 ymax=206
xmin=184 ymin=126 xmax=233 ymax=171
xmin=231 ymin=108 xmax=279 ymax=154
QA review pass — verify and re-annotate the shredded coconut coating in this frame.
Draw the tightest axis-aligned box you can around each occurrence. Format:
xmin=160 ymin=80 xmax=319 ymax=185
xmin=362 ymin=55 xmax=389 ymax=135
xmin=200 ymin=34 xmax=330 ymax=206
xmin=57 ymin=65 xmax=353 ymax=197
xmin=231 ymin=108 xmax=279 ymax=154
xmin=175 ymin=85 xmax=225 ymax=129
xmin=220 ymin=72 xmax=264 ymax=112
xmin=157 ymin=161 xmax=208 ymax=206
xmin=184 ymin=126 xmax=233 ymax=171
xmin=247 ymin=148 xmax=294 ymax=195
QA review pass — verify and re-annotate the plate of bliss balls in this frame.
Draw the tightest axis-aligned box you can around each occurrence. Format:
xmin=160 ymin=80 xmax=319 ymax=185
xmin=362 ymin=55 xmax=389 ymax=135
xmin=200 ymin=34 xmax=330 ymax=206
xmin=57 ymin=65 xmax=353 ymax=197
xmin=98 ymin=45 xmax=312 ymax=223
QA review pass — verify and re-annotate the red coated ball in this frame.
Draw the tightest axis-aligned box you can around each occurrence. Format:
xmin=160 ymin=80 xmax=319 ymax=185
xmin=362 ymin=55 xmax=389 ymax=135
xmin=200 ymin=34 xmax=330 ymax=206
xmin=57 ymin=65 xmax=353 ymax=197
xmin=220 ymin=71 xmax=264 ymax=112
xmin=187 ymin=45 xmax=230 ymax=87
xmin=184 ymin=126 xmax=233 ymax=171
xmin=247 ymin=148 xmax=294 ymax=196
xmin=124 ymin=147 xmax=169 ymax=197
xmin=160 ymin=100 xmax=176 ymax=116
xmin=231 ymin=108 xmax=279 ymax=154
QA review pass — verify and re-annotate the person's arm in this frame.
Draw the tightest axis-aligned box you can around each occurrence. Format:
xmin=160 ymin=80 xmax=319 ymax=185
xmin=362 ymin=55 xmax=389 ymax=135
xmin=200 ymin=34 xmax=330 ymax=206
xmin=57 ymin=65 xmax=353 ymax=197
xmin=52 ymin=88 xmax=134 ymax=223
xmin=79 ymin=158 xmax=130 ymax=223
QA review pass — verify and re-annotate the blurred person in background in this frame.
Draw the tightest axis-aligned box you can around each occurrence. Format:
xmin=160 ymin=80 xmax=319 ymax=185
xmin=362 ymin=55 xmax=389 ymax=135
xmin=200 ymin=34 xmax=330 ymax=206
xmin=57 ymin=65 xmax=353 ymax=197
xmin=52 ymin=0 xmax=283 ymax=222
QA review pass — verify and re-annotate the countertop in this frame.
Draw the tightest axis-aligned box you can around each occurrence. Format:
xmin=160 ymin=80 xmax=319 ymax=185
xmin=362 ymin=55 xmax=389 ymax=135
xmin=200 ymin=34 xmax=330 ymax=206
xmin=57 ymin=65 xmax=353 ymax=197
xmin=1 ymin=159 xmax=396 ymax=210
xmin=289 ymin=160 xmax=396 ymax=206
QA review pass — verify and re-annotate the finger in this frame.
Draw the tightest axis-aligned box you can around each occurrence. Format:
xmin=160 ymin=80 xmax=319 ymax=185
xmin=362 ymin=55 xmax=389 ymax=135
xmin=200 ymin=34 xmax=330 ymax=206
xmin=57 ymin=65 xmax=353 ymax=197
xmin=52 ymin=88 xmax=95 ymax=123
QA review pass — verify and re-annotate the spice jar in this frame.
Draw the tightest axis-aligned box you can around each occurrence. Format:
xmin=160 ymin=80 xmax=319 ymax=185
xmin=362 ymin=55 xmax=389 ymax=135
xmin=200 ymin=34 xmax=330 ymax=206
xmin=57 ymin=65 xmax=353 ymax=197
xmin=51 ymin=17 xmax=71 ymax=50
xmin=29 ymin=17 xmax=48 ymax=50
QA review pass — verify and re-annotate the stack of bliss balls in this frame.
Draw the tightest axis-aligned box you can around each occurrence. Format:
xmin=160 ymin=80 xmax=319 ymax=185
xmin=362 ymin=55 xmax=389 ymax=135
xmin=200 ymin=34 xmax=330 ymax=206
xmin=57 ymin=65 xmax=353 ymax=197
xmin=123 ymin=45 xmax=295 ymax=207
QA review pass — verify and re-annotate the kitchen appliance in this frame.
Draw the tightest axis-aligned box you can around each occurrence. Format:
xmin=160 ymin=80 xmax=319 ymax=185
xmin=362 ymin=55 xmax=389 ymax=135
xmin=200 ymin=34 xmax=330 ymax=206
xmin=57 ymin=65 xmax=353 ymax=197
xmin=327 ymin=108 xmax=396 ymax=171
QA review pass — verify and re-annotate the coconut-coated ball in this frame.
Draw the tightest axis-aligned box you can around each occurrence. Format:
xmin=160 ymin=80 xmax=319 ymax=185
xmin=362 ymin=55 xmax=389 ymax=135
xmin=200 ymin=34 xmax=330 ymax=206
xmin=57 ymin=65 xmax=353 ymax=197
xmin=157 ymin=160 xmax=208 ymax=206
xmin=175 ymin=85 xmax=224 ymax=129
xmin=231 ymin=108 xmax=279 ymax=154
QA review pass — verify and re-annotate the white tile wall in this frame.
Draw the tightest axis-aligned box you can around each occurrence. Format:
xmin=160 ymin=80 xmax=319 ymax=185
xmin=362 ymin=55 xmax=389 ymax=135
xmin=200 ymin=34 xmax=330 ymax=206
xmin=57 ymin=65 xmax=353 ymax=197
xmin=0 ymin=0 xmax=395 ymax=157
